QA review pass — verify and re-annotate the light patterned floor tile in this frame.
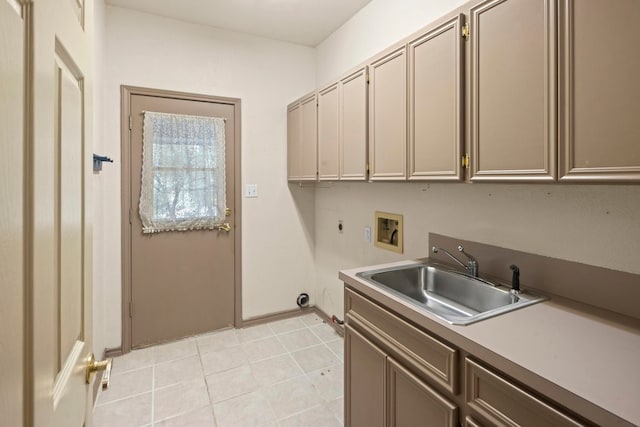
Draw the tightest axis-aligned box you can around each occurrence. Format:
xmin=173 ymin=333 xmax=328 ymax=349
xmin=111 ymin=347 xmax=154 ymax=375
xmin=153 ymin=339 xmax=198 ymax=364
xmin=310 ymin=323 xmax=342 ymax=343
xmin=212 ymin=391 xmax=277 ymax=427
xmin=291 ymin=344 xmax=340 ymax=373
xmin=94 ymin=314 xmax=344 ymax=427
xmin=200 ymin=345 xmax=247 ymax=375
xmin=277 ymin=328 xmax=322 ymax=352
xmin=94 ymin=392 xmax=152 ymax=427
xmin=262 ymin=375 xmax=323 ymax=419
xmin=154 ymin=355 xmax=203 ymax=389
xmin=154 ymin=378 xmax=210 ymax=422
xmin=153 ymin=405 xmax=216 ymax=427
xmin=236 ymin=324 xmax=274 ymax=343
xmin=205 ymin=365 xmax=259 ymax=403
xmin=98 ymin=366 xmax=153 ymax=404
xmin=250 ymin=354 xmax=304 ymax=386
xmin=278 ymin=404 xmax=341 ymax=427
xmin=327 ymin=397 xmax=344 ymax=425
xmin=307 ymin=364 xmax=344 ymax=401
xmin=325 ymin=339 xmax=344 ymax=361
xmin=300 ymin=313 xmax=326 ymax=327
xmin=197 ymin=329 xmax=239 ymax=355
xmin=241 ymin=336 xmax=287 ymax=362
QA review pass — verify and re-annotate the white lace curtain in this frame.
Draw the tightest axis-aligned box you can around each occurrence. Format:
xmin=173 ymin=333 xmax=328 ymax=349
xmin=139 ymin=111 xmax=226 ymax=233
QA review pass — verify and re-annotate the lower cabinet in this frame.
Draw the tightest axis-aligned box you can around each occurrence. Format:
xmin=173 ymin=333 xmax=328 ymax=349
xmin=345 ymin=287 xmax=591 ymax=427
xmin=345 ymin=324 xmax=458 ymax=427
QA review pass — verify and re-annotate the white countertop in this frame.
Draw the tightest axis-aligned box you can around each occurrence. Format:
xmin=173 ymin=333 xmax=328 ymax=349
xmin=340 ymin=259 xmax=640 ymax=426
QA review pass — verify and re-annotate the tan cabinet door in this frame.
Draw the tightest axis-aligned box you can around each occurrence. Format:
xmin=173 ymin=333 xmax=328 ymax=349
xmin=29 ymin=0 xmax=95 ymax=425
xmin=318 ymin=83 xmax=340 ymax=180
xmin=369 ymin=46 xmax=407 ymax=180
xmin=340 ymin=67 xmax=369 ymax=180
xmin=387 ymin=358 xmax=458 ymax=427
xmin=408 ymin=15 xmax=465 ymax=181
xmin=558 ymin=0 xmax=640 ymax=182
xmin=469 ymin=0 xmax=557 ymax=182
xmin=345 ymin=325 xmax=386 ymax=427
xmin=300 ymin=93 xmax=318 ymax=180
xmin=287 ymin=103 xmax=302 ymax=180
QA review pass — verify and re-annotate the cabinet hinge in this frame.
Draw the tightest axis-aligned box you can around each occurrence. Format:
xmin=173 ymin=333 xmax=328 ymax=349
xmin=462 ymin=23 xmax=470 ymax=40
xmin=129 ymin=115 xmax=132 ymax=130
xmin=366 ymin=163 xmax=370 ymax=173
xmin=462 ymin=154 xmax=470 ymax=169
xmin=129 ymin=301 xmax=133 ymax=318
xmin=366 ymin=69 xmax=370 ymax=84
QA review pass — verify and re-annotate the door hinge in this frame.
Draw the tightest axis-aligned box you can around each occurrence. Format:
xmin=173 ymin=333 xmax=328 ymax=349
xmin=462 ymin=23 xmax=470 ymax=40
xmin=129 ymin=115 xmax=132 ymax=130
xmin=129 ymin=301 xmax=133 ymax=318
xmin=462 ymin=154 xmax=470 ymax=169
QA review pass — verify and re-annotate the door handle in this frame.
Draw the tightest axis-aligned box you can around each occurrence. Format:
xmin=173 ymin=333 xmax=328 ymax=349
xmin=85 ymin=353 xmax=113 ymax=389
xmin=214 ymin=222 xmax=232 ymax=232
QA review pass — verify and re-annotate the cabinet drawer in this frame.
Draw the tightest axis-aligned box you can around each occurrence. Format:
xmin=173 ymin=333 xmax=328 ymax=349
xmin=465 ymin=358 xmax=586 ymax=426
xmin=346 ymin=288 xmax=457 ymax=393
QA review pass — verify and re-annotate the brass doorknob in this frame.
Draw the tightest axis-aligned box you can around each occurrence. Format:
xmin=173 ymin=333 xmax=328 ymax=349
xmin=85 ymin=353 xmax=112 ymax=389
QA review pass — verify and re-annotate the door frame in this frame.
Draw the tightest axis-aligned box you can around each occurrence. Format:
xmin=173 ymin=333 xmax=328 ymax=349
xmin=120 ymin=85 xmax=242 ymax=353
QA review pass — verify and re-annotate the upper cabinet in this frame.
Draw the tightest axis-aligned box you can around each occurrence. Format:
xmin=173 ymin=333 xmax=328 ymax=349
xmin=318 ymin=83 xmax=340 ymax=180
xmin=369 ymin=47 xmax=407 ymax=180
xmin=558 ymin=0 xmax=640 ymax=182
xmin=317 ymin=66 xmax=369 ymax=181
xmin=408 ymin=15 xmax=465 ymax=181
xmin=286 ymin=103 xmax=302 ymax=180
xmin=469 ymin=0 xmax=556 ymax=182
xmin=287 ymin=92 xmax=317 ymax=181
xmin=340 ymin=67 xmax=368 ymax=180
xmin=289 ymin=0 xmax=640 ymax=185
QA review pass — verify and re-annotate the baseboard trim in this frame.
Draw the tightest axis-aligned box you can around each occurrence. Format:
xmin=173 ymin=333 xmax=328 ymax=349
xmin=104 ymin=346 xmax=123 ymax=358
xmin=241 ymin=306 xmax=314 ymax=328
xmin=240 ymin=306 xmax=344 ymax=337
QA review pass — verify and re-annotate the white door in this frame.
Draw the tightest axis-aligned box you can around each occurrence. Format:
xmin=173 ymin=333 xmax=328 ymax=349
xmin=0 ymin=0 xmax=26 ymax=424
xmin=30 ymin=0 xmax=95 ymax=425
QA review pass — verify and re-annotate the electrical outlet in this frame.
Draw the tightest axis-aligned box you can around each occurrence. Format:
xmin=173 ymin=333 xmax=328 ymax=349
xmin=245 ymin=184 xmax=258 ymax=198
xmin=364 ymin=226 xmax=372 ymax=243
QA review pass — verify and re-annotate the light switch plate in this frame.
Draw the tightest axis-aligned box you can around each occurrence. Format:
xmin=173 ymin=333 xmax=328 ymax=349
xmin=364 ymin=226 xmax=372 ymax=243
xmin=245 ymin=184 xmax=258 ymax=198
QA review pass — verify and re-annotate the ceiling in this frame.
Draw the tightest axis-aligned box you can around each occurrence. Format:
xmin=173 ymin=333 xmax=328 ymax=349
xmin=105 ymin=0 xmax=373 ymax=47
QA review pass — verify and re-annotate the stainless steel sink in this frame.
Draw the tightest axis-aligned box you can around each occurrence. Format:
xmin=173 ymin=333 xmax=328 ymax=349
xmin=356 ymin=260 xmax=545 ymax=325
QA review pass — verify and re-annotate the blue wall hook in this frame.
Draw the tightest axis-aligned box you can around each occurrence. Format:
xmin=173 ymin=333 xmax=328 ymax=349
xmin=93 ymin=154 xmax=114 ymax=172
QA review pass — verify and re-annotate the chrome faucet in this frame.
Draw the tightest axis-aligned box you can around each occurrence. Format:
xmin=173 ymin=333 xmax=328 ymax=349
xmin=432 ymin=245 xmax=478 ymax=277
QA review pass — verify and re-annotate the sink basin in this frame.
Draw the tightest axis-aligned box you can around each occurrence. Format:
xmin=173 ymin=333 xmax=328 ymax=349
xmin=356 ymin=260 xmax=545 ymax=325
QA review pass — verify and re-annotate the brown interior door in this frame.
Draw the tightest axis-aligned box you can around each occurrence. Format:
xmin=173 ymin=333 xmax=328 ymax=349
xmin=129 ymin=94 xmax=236 ymax=348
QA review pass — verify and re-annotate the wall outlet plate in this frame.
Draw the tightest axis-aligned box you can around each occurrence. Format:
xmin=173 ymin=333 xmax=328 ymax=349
xmin=364 ymin=226 xmax=372 ymax=243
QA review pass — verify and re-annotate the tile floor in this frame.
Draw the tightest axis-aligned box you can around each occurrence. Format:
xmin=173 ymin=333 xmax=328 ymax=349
xmin=94 ymin=313 xmax=344 ymax=427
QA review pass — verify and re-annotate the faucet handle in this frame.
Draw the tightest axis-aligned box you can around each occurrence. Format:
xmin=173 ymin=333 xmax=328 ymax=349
xmin=457 ymin=245 xmax=476 ymax=261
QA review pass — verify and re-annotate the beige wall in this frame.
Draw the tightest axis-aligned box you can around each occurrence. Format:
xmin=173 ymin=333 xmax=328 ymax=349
xmin=316 ymin=0 xmax=468 ymax=85
xmin=97 ymin=6 xmax=317 ymax=349
xmin=312 ymin=0 xmax=640 ymax=319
